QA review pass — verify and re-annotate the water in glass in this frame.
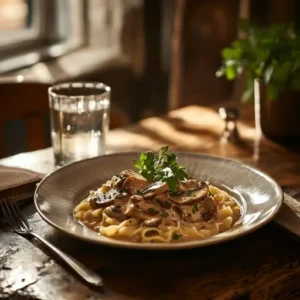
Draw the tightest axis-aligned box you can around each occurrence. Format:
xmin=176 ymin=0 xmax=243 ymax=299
xmin=49 ymin=85 xmax=110 ymax=167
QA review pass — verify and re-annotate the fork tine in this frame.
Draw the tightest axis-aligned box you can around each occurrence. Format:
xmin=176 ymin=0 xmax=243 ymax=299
xmin=1 ymin=197 xmax=31 ymax=232
xmin=6 ymin=198 xmax=22 ymax=229
xmin=1 ymin=199 xmax=10 ymax=225
xmin=1 ymin=198 xmax=18 ymax=229
xmin=7 ymin=198 xmax=30 ymax=231
xmin=11 ymin=198 xmax=30 ymax=230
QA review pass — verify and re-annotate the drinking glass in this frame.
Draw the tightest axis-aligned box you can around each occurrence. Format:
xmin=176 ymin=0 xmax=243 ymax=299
xmin=48 ymin=82 xmax=110 ymax=167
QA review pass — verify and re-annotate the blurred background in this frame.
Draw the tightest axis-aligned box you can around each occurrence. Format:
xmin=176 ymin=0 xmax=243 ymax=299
xmin=0 ymin=0 xmax=300 ymax=158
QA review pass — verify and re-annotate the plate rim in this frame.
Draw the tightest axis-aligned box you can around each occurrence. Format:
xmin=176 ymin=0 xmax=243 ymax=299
xmin=34 ymin=151 xmax=284 ymax=250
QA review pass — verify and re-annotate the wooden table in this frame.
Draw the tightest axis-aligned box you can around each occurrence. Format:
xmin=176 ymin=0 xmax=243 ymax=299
xmin=1 ymin=105 xmax=300 ymax=300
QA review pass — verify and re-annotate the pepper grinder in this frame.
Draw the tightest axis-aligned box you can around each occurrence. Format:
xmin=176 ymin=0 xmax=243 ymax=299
xmin=218 ymin=107 xmax=241 ymax=144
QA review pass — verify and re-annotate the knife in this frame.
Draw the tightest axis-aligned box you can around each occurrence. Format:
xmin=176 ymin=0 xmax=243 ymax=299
xmin=274 ymin=187 xmax=300 ymax=237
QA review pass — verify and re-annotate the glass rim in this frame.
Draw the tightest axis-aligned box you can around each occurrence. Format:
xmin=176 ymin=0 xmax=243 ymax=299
xmin=48 ymin=82 xmax=111 ymax=99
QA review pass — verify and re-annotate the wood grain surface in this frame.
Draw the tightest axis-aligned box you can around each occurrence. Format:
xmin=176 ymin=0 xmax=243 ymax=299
xmin=1 ymin=105 xmax=300 ymax=300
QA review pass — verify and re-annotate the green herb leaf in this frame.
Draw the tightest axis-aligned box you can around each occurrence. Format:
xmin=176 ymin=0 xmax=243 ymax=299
xmin=160 ymin=212 xmax=168 ymax=218
xmin=182 ymin=211 xmax=189 ymax=221
xmin=133 ymin=146 xmax=188 ymax=192
xmin=163 ymin=201 xmax=172 ymax=209
xmin=216 ymin=20 xmax=300 ymax=101
xmin=172 ymin=233 xmax=182 ymax=240
xmin=267 ymin=84 xmax=281 ymax=101
xmin=133 ymin=151 xmax=156 ymax=182
xmin=193 ymin=204 xmax=199 ymax=212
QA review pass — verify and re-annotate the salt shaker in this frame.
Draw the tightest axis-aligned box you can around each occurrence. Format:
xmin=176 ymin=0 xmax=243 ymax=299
xmin=219 ymin=107 xmax=241 ymax=143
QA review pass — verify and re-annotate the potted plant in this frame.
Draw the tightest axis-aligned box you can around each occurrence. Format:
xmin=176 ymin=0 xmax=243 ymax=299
xmin=216 ymin=20 xmax=300 ymax=143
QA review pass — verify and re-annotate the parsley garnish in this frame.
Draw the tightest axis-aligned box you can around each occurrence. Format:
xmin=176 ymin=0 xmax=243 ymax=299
xmin=163 ymin=201 xmax=172 ymax=209
xmin=172 ymin=233 xmax=182 ymax=240
xmin=187 ymin=191 xmax=197 ymax=197
xmin=193 ymin=204 xmax=199 ymax=212
xmin=183 ymin=211 xmax=189 ymax=221
xmin=160 ymin=212 xmax=168 ymax=218
xmin=133 ymin=146 xmax=188 ymax=192
xmin=171 ymin=191 xmax=181 ymax=196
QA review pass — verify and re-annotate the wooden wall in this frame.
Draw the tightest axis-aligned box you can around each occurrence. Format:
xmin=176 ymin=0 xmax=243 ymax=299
xmin=169 ymin=0 xmax=300 ymax=109
xmin=2 ymin=0 xmax=300 ymax=157
xmin=169 ymin=0 xmax=240 ymax=109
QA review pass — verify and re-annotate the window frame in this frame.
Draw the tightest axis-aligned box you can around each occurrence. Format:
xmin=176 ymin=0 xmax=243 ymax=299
xmin=0 ymin=0 xmax=86 ymax=73
xmin=0 ymin=0 xmax=45 ymax=54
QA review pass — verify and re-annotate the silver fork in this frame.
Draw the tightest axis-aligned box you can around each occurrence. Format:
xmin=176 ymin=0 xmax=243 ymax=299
xmin=0 ymin=197 xmax=103 ymax=287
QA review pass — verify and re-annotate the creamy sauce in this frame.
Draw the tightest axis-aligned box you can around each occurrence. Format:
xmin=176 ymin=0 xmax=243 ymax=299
xmin=74 ymin=169 xmax=241 ymax=243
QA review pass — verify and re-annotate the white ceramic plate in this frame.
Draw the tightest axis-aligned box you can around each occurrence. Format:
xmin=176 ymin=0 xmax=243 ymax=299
xmin=34 ymin=152 xmax=283 ymax=250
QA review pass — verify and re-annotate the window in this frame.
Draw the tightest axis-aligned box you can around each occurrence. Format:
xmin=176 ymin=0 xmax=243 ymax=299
xmin=0 ymin=0 xmax=43 ymax=53
xmin=0 ymin=0 xmax=29 ymax=30
xmin=0 ymin=0 xmax=85 ymax=73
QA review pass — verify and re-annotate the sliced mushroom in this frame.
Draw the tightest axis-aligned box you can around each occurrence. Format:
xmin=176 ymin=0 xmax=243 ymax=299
xmin=89 ymin=189 xmax=129 ymax=208
xmin=138 ymin=200 xmax=161 ymax=215
xmin=88 ymin=196 xmax=99 ymax=209
xmin=128 ymin=195 xmax=144 ymax=203
xmin=178 ymin=179 xmax=199 ymax=192
xmin=158 ymin=205 xmax=181 ymax=226
xmin=168 ymin=182 xmax=209 ymax=205
xmin=177 ymin=197 xmax=217 ymax=222
xmin=144 ymin=217 xmax=161 ymax=227
xmin=120 ymin=169 xmax=139 ymax=178
xmin=161 ymin=218 xmax=178 ymax=227
xmin=112 ymin=170 xmax=142 ymax=191
xmin=125 ymin=204 xmax=155 ymax=220
xmin=179 ymin=205 xmax=202 ymax=223
xmin=125 ymin=198 xmax=162 ymax=221
xmin=104 ymin=206 xmax=128 ymax=221
xmin=114 ymin=192 xmax=131 ymax=206
xmin=154 ymin=193 xmax=173 ymax=209
xmin=113 ymin=176 xmax=125 ymax=191
xmin=88 ymin=192 xmax=114 ymax=208
xmin=124 ymin=203 xmax=136 ymax=216
xmin=199 ymin=196 xmax=217 ymax=221
xmin=124 ymin=195 xmax=141 ymax=214
xmin=142 ymin=182 xmax=169 ymax=199
xmin=168 ymin=205 xmax=182 ymax=220
xmin=122 ymin=175 xmax=149 ymax=195
xmin=123 ymin=195 xmax=141 ymax=214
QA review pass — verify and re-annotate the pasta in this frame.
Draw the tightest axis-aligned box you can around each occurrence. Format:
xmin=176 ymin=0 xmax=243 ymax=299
xmin=74 ymin=170 xmax=241 ymax=243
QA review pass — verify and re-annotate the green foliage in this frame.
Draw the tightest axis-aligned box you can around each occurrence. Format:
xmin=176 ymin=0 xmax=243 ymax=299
xmin=216 ymin=19 xmax=300 ymax=101
xmin=133 ymin=146 xmax=188 ymax=192
xmin=133 ymin=151 xmax=156 ymax=182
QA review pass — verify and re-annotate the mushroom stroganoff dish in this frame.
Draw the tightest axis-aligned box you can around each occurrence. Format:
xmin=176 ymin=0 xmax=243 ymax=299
xmin=74 ymin=147 xmax=241 ymax=243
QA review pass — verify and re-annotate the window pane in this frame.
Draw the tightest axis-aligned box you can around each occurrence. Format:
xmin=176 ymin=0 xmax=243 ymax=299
xmin=0 ymin=0 xmax=30 ymax=31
